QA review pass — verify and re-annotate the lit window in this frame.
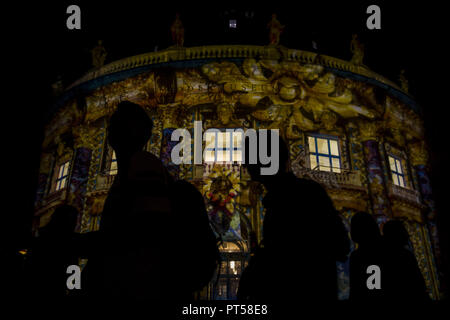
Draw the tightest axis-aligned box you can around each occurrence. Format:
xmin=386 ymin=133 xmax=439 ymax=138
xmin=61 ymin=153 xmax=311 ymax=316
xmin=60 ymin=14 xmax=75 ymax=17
xmin=109 ymin=151 xmax=118 ymax=175
xmin=229 ymin=19 xmax=237 ymax=28
xmin=308 ymin=135 xmax=341 ymax=173
xmin=205 ymin=130 xmax=243 ymax=163
xmin=388 ymin=155 xmax=406 ymax=187
xmin=55 ymin=161 xmax=70 ymax=191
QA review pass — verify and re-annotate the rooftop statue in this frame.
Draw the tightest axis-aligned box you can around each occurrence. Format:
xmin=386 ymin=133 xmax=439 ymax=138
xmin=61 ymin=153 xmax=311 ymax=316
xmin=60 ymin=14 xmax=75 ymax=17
xmin=267 ymin=14 xmax=284 ymax=45
xmin=350 ymin=34 xmax=364 ymax=66
xmin=171 ymin=13 xmax=184 ymax=47
xmin=399 ymin=69 xmax=409 ymax=93
xmin=91 ymin=40 xmax=107 ymax=68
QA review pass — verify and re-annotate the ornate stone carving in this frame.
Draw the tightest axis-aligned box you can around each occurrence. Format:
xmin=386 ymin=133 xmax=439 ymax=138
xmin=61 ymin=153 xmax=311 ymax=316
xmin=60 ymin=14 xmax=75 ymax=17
xmin=91 ymin=40 xmax=107 ymax=68
xmin=207 ymin=102 xmax=242 ymax=127
xmin=350 ymin=34 xmax=365 ymax=65
xmin=358 ymin=120 xmax=381 ymax=141
xmin=409 ymin=140 xmax=429 ymax=166
xmin=72 ymin=123 xmax=100 ymax=150
xmin=54 ymin=135 xmax=72 ymax=160
xmin=157 ymin=103 xmax=187 ymax=129
xmin=399 ymin=69 xmax=409 ymax=93
xmin=39 ymin=153 xmax=53 ymax=174
xmin=267 ymin=14 xmax=284 ymax=45
xmin=171 ymin=13 xmax=184 ymax=47
xmin=320 ymin=110 xmax=339 ymax=131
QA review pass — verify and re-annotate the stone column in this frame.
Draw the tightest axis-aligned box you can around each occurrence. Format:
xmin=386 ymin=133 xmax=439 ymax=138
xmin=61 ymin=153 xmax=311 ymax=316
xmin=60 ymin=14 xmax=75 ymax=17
xmin=359 ymin=120 xmax=390 ymax=224
xmin=409 ymin=141 xmax=442 ymax=296
xmin=158 ymin=104 xmax=184 ymax=180
xmin=70 ymin=124 xmax=95 ymax=232
xmin=160 ymin=128 xmax=181 ymax=179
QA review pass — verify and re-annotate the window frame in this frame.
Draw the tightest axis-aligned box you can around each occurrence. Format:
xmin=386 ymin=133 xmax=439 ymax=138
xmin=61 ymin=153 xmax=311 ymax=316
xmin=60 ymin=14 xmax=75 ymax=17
xmin=204 ymin=129 xmax=243 ymax=164
xmin=307 ymin=134 xmax=342 ymax=173
xmin=55 ymin=161 xmax=70 ymax=192
xmin=388 ymin=154 xmax=406 ymax=188
xmin=101 ymin=142 xmax=118 ymax=175
xmin=108 ymin=151 xmax=118 ymax=175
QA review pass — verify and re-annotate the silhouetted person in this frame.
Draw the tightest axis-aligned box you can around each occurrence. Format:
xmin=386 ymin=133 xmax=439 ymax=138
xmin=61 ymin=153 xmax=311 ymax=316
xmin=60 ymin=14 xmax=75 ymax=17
xmin=382 ymin=220 xmax=429 ymax=302
xmin=168 ymin=180 xmax=220 ymax=299
xmin=349 ymin=211 xmax=385 ymax=301
xmin=238 ymin=133 xmax=349 ymax=304
xmin=86 ymin=101 xmax=174 ymax=300
xmin=29 ymin=204 xmax=79 ymax=299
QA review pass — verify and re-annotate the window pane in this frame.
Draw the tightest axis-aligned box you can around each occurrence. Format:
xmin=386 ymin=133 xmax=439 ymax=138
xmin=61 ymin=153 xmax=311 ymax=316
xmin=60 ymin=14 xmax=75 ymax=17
xmin=60 ymin=178 xmax=66 ymax=190
xmin=308 ymin=136 xmax=316 ymax=153
xmin=310 ymin=155 xmax=318 ymax=170
xmin=205 ymin=132 xmax=215 ymax=148
xmin=389 ymin=156 xmax=396 ymax=172
xmin=331 ymin=158 xmax=341 ymax=172
xmin=317 ymin=138 xmax=329 ymax=154
xmin=217 ymin=278 xmax=227 ymax=298
xmin=216 ymin=150 xmax=228 ymax=162
xmin=319 ymin=156 xmax=331 ymax=171
xmin=110 ymin=161 xmax=118 ymax=171
xmin=233 ymin=132 xmax=242 ymax=148
xmin=112 ymin=151 xmax=117 ymax=161
xmin=58 ymin=165 xmax=65 ymax=178
xmin=205 ymin=150 xmax=215 ymax=163
xmin=229 ymin=261 xmax=241 ymax=275
xmin=217 ymin=132 xmax=229 ymax=149
xmin=399 ymin=176 xmax=406 ymax=187
xmin=329 ymin=140 xmax=339 ymax=156
xmin=109 ymin=160 xmax=117 ymax=174
xmin=391 ymin=173 xmax=397 ymax=185
xmin=232 ymin=150 xmax=242 ymax=162
xmin=395 ymin=159 xmax=403 ymax=174
xmin=205 ymin=134 xmax=216 ymax=150
xmin=63 ymin=163 xmax=69 ymax=176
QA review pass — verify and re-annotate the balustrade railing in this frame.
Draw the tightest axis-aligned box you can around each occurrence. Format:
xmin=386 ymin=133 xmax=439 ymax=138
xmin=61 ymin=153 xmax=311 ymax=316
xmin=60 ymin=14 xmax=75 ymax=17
xmin=67 ymin=45 xmax=402 ymax=92
xmin=388 ymin=182 xmax=421 ymax=204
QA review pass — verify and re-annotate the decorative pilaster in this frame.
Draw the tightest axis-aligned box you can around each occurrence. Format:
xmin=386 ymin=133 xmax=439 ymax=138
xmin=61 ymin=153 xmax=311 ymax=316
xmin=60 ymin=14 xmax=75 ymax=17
xmin=160 ymin=128 xmax=181 ymax=180
xmin=70 ymin=124 xmax=96 ymax=232
xmin=158 ymin=104 xmax=185 ymax=180
xmin=410 ymin=141 xmax=441 ymax=297
xmin=359 ymin=120 xmax=390 ymax=224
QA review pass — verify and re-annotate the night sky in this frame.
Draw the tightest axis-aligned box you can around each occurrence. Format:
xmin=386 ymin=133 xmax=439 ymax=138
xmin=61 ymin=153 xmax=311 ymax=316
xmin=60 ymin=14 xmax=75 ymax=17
xmin=3 ymin=1 xmax=448 ymax=292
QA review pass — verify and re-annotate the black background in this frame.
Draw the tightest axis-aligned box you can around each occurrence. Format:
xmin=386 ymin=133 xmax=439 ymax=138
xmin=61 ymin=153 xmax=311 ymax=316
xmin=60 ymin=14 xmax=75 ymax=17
xmin=3 ymin=1 xmax=449 ymax=297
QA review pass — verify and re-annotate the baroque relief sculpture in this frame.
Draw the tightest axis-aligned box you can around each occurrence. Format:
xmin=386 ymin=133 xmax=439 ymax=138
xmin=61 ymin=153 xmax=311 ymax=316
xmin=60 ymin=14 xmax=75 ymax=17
xmin=33 ymin=44 xmax=441 ymax=300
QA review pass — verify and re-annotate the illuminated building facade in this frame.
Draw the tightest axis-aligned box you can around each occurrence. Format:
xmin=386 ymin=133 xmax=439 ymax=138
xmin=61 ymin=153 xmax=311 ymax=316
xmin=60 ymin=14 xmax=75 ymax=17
xmin=33 ymin=45 xmax=441 ymax=299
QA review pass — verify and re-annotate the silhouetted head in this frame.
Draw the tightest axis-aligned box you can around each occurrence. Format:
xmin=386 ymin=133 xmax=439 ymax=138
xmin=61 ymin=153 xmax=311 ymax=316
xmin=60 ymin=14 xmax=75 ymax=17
xmin=107 ymin=101 xmax=153 ymax=159
xmin=350 ymin=212 xmax=381 ymax=245
xmin=46 ymin=204 xmax=78 ymax=235
xmin=244 ymin=131 xmax=289 ymax=186
xmin=383 ymin=220 xmax=410 ymax=247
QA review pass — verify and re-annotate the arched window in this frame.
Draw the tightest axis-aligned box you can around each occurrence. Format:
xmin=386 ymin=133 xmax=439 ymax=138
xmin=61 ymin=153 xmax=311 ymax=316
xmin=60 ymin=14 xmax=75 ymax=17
xmin=213 ymin=241 xmax=249 ymax=300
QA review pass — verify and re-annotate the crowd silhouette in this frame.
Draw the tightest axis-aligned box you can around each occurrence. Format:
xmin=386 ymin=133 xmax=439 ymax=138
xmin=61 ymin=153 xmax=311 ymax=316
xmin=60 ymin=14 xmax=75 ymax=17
xmin=9 ymin=100 xmax=430 ymax=305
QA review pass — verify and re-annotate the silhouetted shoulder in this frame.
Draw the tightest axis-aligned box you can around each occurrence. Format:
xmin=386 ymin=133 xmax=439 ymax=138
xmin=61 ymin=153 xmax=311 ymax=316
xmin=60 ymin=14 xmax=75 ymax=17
xmin=127 ymin=151 xmax=173 ymax=185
